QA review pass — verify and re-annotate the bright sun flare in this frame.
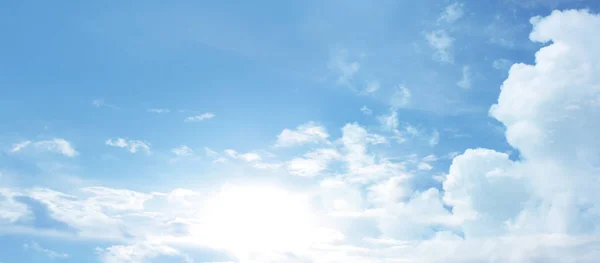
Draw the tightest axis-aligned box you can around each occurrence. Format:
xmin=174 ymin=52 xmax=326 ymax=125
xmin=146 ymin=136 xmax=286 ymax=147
xmin=193 ymin=184 xmax=338 ymax=254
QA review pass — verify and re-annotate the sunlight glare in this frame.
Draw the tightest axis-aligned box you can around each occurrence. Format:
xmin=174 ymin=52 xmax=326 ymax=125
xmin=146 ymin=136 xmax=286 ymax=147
xmin=196 ymin=184 xmax=334 ymax=254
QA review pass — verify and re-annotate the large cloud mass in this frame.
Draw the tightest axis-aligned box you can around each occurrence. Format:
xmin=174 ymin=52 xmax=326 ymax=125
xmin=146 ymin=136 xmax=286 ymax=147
xmin=437 ymin=9 xmax=600 ymax=261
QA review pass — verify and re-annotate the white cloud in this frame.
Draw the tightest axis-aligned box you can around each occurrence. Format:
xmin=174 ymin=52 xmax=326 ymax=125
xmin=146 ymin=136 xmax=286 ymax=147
xmin=369 ymin=188 xmax=459 ymax=240
xmin=443 ymin=149 xmax=519 ymax=226
xmin=378 ymin=111 xmax=399 ymax=132
xmin=492 ymin=58 xmax=512 ymax=70
xmin=105 ymin=138 xmax=150 ymax=154
xmin=252 ymin=162 xmax=281 ymax=170
xmin=390 ymin=85 xmax=412 ymax=108
xmin=425 ymin=30 xmax=454 ymax=63
xmin=275 ymin=122 xmax=329 ymax=147
xmin=405 ymin=124 xmax=420 ymax=137
xmin=368 ymin=175 xmax=413 ymax=204
xmin=10 ymin=141 xmax=31 ymax=152
xmin=92 ymin=99 xmax=118 ymax=109
xmin=337 ymin=123 xmax=401 ymax=182
xmin=184 ymin=113 xmax=215 ymax=122
xmin=10 ymin=139 xmax=78 ymax=157
xmin=224 ymin=149 xmax=238 ymax=158
xmin=287 ymin=148 xmax=340 ymax=177
xmin=125 ymin=141 xmax=150 ymax=154
xmin=24 ymin=242 xmax=69 ymax=259
xmin=35 ymin=139 xmax=79 ymax=157
xmin=329 ymin=49 xmax=360 ymax=85
xmin=429 ymin=130 xmax=440 ymax=146
xmin=422 ymin=154 xmax=438 ymax=163
xmin=377 ymin=111 xmax=422 ymax=143
xmin=223 ymin=149 xmax=261 ymax=162
xmin=171 ymin=145 xmax=194 ymax=156
xmin=239 ymin=152 xmax=261 ymax=162
xmin=418 ymin=162 xmax=433 ymax=171
xmin=147 ymin=108 xmax=170 ymax=114
xmin=440 ymin=7 xmax=600 ymax=252
xmin=105 ymin=138 xmax=128 ymax=148
xmin=80 ymin=187 xmax=155 ymax=211
xmin=96 ymin=243 xmax=184 ymax=263
xmin=457 ymin=65 xmax=471 ymax=89
xmin=204 ymin=147 xmax=219 ymax=157
xmin=365 ymin=80 xmax=380 ymax=93
xmin=167 ymin=188 xmax=198 ymax=205
xmin=360 ymin=105 xmax=372 ymax=115
xmin=438 ymin=2 xmax=464 ymax=23
xmin=340 ymin=123 xmax=373 ymax=170
xmin=92 ymin=99 xmax=103 ymax=107
xmin=212 ymin=157 xmax=227 ymax=164
xmin=0 ymin=189 xmax=29 ymax=223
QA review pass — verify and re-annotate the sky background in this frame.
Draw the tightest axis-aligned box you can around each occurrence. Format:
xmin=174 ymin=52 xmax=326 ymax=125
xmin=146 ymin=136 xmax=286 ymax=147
xmin=2 ymin=0 xmax=600 ymax=262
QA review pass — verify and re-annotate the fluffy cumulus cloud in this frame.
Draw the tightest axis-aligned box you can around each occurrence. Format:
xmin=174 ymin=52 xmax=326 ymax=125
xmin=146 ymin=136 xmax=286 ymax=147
xmin=105 ymin=138 xmax=151 ymax=154
xmin=438 ymin=9 xmax=600 ymax=261
xmin=10 ymin=138 xmax=78 ymax=157
xmin=275 ymin=122 xmax=329 ymax=147
xmin=5 ymin=9 xmax=600 ymax=263
xmin=480 ymin=9 xmax=600 ymax=235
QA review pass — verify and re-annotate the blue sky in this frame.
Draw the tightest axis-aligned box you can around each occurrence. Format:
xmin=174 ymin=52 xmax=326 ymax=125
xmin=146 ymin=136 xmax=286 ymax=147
xmin=2 ymin=0 xmax=600 ymax=262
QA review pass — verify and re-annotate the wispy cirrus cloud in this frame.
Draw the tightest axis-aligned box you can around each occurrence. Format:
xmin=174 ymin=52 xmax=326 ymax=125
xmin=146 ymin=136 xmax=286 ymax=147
xmin=10 ymin=141 xmax=31 ymax=153
xmin=105 ymin=138 xmax=150 ymax=154
xmin=10 ymin=139 xmax=78 ymax=157
xmin=204 ymin=147 xmax=219 ymax=157
xmin=364 ymin=80 xmax=380 ymax=93
xmin=92 ymin=99 xmax=119 ymax=109
xmin=360 ymin=105 xmax=373 ymax=115
xmin=24 ymin=242 xmax=69 ymax=259
xmin=390 ymin=85 xmax=412 ymax=108
xmin=184 ymin=113 xmax=215 ymax=122
xmin=223 ymin=149 xmax=261 ymax=162
xmin=457 ymin=65 xmax=472 ymax=89
xmin=147 ymin=108 xmax=170 ymax=114
xmin=438 ymin=2 xmax=464 ymax=23
xmin=329 ymin=49 xmax=360 ymax=86
xmin=425 ymin=3 xmax=464 ymax=64
xmin=425 ymin=30 xmax=454 ymax=63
